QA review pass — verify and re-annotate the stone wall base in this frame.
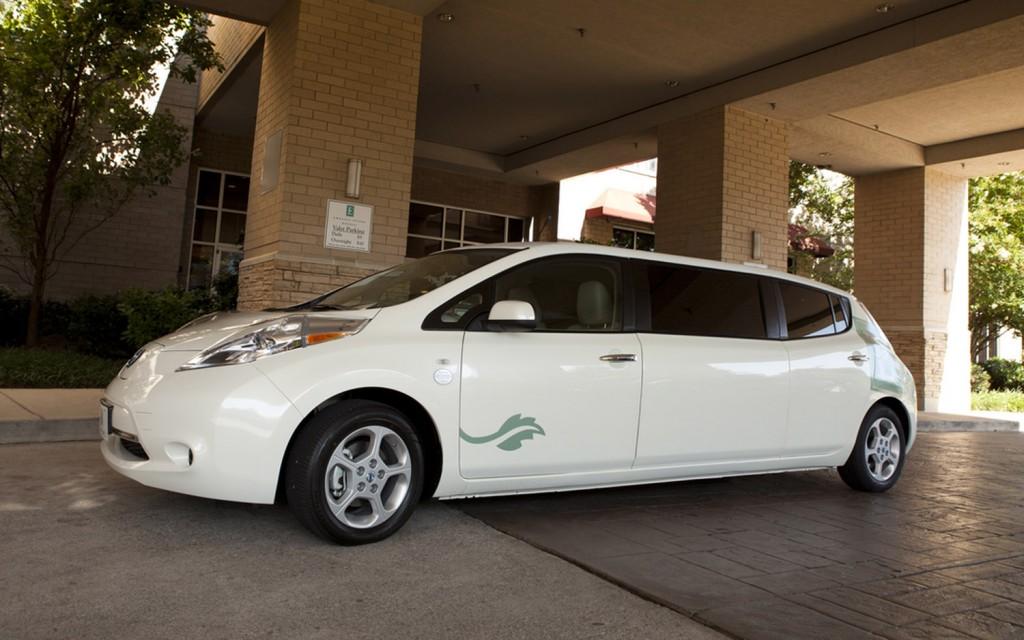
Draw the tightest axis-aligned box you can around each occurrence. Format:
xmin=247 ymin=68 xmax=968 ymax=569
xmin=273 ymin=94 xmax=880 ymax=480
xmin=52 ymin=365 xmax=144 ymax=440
xmin=237 ymin=253 xmax=383 ymax=310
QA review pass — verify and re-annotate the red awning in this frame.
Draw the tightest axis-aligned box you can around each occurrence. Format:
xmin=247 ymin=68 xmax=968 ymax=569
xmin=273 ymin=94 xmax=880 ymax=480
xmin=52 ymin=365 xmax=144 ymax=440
xmin=585 ymin=188 xmax=656 ymax=224
xmin=788 ymin=223 xmax=835 ymax=258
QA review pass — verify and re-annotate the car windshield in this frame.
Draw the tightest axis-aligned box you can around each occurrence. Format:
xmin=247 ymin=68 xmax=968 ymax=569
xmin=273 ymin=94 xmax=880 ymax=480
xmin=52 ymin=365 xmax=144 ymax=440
xmin=302 ymin=248 xmax=517 ymax=311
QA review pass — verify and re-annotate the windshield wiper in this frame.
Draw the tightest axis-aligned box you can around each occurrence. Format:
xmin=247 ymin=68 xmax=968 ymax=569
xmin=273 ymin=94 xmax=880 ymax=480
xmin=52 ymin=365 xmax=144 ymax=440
xmin=305 ymin=303 xmax=346 ymax=311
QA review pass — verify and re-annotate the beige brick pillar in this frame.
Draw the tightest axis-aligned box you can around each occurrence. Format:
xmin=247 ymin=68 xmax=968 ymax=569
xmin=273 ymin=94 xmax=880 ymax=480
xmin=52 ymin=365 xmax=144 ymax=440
xmin=855 ymin=167 xmax=970 ymax=412
xmin=238 ymin=0 xmax=421 ymax=309
xmin=655 ymin=105 xmax=789 ymax=270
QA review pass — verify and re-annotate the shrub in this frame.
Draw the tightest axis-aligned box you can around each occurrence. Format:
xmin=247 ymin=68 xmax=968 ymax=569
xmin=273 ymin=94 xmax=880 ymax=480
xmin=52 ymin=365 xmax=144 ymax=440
xmin=0 ymin=347 xmax=124 ymax=388
xmin=982 ymin=358 xmax=1024 ymax=391
xmin=0 ymin=288 xmax=71 ymax=346
xmin=971 ymin=363 xmax=991 ymax=393
xmin=211 ymin=271 xmax=238 ymax=311
xmin=66 ymin=294 xmax=133 ymax=357
xmin=118 ymin=287 xmax=215 ymax=348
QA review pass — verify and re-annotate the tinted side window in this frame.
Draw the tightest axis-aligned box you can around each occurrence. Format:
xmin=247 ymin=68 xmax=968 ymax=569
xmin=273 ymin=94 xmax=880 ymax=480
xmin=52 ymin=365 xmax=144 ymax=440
xmin=644 ymin=263 xmax=766 ymax=339
xmin=831 ymin=295 xmax=851 ymax=333
xmin=494 ymin=258 xmax=623 ymax=332
xmin=780 ymin=282 xmax=835 ymax=338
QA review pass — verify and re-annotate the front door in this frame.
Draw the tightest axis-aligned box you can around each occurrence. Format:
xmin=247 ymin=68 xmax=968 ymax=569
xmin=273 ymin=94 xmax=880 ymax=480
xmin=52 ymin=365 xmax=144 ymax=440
xmin=459 ymin=256 xmax=642 ymax=479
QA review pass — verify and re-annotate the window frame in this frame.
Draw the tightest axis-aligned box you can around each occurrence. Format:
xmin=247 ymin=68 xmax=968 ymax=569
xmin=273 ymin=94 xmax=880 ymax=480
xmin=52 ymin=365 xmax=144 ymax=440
xmin=770 ymin=278 xmax=854 ymax=340
xmin=612 ymin=226 xmax=655 ymax=252
xmin=631 ymin=259 xmax=778 ymax=340
xmin=406 ymin=200 xmax=530 ymax=257
xmin=422 ymin=254 xmax=636 ymax=333
xmin=187 ymin=167 xmax=251 ymax=289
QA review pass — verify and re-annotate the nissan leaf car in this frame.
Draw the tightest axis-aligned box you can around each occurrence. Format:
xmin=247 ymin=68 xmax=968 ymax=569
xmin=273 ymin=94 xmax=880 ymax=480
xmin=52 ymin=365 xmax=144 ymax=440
xmin=101 ymin=243 xmax=916 ymax=544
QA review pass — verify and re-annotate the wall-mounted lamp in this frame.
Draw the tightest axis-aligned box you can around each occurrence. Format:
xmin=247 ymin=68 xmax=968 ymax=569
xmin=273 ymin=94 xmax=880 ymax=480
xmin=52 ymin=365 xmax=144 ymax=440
xmin=751 ymin=230 xmax=763 ymax=261
xmin=346 ymin=158 xmax=363 ymax=199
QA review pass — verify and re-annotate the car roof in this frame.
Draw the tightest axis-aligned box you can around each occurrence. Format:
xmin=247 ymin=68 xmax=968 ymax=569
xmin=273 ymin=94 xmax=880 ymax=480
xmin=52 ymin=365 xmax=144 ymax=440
xmin=447 ymin=241 xmax=856 ymax=299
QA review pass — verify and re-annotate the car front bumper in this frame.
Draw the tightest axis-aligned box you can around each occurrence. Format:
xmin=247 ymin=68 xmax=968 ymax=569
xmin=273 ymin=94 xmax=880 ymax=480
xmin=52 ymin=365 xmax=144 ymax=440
xmin=100 ymin=347 xmax=304 ymax=504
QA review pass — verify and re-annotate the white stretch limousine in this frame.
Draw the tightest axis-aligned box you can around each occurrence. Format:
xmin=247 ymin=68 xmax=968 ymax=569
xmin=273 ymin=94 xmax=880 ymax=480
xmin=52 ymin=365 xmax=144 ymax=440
xmin=101 ymin=243 xmax=916 ymax=544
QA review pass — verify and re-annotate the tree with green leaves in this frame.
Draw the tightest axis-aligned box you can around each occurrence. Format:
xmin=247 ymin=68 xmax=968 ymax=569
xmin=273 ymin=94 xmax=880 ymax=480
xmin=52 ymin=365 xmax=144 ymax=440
xmin=968 ymin=172 xmax=1024 ymax=359
xmin=0 ymin=0 xmax=219 ymax=345
xmin=788 ymin=161 xmax=855 ymax=291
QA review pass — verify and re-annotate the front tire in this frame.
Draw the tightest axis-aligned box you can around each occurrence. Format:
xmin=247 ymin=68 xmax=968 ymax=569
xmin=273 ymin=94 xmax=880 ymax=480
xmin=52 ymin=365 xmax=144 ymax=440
xmin=838 ymin=405 xmax=906 ymax=492
xmin=285 ymin=400 xmax=424 ymax=545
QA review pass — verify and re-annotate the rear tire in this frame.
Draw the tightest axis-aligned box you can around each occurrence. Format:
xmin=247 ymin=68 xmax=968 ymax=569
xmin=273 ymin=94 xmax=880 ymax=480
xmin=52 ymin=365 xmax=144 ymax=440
xmin=285 ymin=400 xmax=424 ymax=545
xmin=838 ymin=405 xmax=906 ymax=492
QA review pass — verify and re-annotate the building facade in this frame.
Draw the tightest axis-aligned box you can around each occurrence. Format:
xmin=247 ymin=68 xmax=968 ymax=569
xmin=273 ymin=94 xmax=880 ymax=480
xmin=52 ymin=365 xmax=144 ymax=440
xmin=5 ymin=0 xmax=1024 ymax=412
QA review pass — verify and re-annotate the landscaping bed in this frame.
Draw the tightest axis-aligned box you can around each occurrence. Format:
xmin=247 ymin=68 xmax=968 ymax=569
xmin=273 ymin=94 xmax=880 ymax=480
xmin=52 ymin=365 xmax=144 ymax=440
xmin=971 ymin=390 xmax=1024 ymax=413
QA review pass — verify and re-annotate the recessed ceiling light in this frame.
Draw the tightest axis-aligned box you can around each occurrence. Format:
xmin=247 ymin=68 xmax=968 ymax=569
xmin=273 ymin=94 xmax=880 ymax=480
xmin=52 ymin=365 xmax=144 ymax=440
xmin=437 ymin=12 xmax=454 ymax=23
xmin=997 ymin=161 xmax=1011 ymax=166
xmin=818 ymin=152 xmax=832 ymax=158
xmin=519 ymin=135 xmax=530 ymax=141
xmin=665 ymin=80 xmax=679 ymax=88
xmin=875 ymin=3 xmax=895 ymax=13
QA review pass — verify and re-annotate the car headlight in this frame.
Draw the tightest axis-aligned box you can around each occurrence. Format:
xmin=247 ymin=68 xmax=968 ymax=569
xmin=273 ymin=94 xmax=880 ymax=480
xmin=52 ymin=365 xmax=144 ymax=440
xmin=177 ymin=315 xmax=368 ymax=371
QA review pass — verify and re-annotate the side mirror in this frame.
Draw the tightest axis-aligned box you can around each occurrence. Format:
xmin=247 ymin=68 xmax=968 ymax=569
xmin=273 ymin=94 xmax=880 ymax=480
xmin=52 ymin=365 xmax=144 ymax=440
xmin=487 ymin=300 xmax=536 ymax=332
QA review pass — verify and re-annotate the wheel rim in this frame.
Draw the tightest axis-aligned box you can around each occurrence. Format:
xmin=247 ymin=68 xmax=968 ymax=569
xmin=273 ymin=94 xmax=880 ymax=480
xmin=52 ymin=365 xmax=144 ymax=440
xmin=863 ymin=417 xmax=901 ymax=483
xmin=323 ymin=425 xmax=412 ymax=529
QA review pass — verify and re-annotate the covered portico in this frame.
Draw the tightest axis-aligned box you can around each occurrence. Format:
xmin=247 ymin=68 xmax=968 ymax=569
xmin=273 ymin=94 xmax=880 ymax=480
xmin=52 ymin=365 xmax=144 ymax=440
xmin=176 ymin=0 xmax=1024 ymax=412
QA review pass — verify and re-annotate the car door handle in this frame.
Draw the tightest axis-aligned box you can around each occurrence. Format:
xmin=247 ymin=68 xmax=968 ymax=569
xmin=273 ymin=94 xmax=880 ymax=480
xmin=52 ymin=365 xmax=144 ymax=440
xmin=600 ymin=354 xmax=636 ymax=362
xmin=848 ymin=353 xmax=870 ymax=363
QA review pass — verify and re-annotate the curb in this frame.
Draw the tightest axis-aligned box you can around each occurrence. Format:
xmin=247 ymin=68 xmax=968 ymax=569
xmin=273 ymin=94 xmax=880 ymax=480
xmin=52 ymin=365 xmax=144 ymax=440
xmin=918 ymin=416 xmax=1019 ymax=433
xmin=0 ymin=419 xmax=99 ymax=445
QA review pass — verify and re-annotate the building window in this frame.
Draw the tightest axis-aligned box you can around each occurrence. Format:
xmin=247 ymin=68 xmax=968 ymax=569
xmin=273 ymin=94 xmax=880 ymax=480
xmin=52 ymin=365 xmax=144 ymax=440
xmin=612 ymin=227 xmax=655 ymax=251
xmin=188 ymin=169 xmax=249 ymax=289
xmin=406 ymin=201 xmax=529 ymax=258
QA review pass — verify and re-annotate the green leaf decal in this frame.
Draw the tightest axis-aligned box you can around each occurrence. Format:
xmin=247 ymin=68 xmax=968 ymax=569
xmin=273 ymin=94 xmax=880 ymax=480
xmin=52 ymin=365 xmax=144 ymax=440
xmin=460 ymin=413 xmax=546 ymax=451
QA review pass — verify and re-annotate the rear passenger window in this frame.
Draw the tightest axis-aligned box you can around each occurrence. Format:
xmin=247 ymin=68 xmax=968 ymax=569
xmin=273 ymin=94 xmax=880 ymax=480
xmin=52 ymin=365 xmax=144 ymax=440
xmin=779 ymin=282 xmax=836 ymax=338
xmin=830 ymin=295 xmax=851 ymax=333
xmin=644 ymin=263 xmax=766 ymax=339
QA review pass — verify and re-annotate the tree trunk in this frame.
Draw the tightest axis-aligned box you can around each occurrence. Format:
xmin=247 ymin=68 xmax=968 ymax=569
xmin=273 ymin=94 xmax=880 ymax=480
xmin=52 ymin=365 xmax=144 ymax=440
xmin=25 ymin=261 xmax=47 ymax=347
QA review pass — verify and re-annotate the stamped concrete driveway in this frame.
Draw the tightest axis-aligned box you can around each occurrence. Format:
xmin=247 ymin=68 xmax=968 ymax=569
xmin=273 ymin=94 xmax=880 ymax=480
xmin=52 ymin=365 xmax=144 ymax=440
xmin=459 ymin=432 xmax=1024 ymax=640
xmin=0 ymin=442 xmax=722 ymax=640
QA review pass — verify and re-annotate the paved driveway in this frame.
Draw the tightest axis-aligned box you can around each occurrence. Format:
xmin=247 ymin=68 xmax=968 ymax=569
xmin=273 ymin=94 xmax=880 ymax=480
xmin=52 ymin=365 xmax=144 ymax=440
xmin=0 ymin=442 xmax=721 ymax=640
xmin=459 ymin=433 xmax=1024 ymax=639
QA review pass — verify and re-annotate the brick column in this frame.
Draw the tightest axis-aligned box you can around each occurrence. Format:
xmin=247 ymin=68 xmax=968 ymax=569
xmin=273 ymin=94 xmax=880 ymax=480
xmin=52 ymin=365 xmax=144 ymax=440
xmin=855 ymin=167 xmax=970 ymax=412
xmin=655 ymin=105 xmax=789 ymax=270
xmin=238 ymin=0 xmax=421 ymax=309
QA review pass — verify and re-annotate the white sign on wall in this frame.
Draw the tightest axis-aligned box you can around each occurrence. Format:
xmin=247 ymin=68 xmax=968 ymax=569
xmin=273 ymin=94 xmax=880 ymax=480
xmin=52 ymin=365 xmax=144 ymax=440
xmin=324 ymin=200 xmax=373 ymax=253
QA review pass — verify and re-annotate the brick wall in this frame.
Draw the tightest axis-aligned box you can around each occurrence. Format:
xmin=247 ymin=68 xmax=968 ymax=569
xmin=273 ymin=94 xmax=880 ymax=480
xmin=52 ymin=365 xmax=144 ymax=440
xmin=0 ymin=73 xmax=198 ymax=299
xmin=198 ymin=17 xmax=264 ymax=110
xmin=656 ymin=105 xmax=788 ymax=270
xmin=238 ymin=0 xmax=423 ymax=309
xmin=855 ymin=167 xmax=970 ymax=411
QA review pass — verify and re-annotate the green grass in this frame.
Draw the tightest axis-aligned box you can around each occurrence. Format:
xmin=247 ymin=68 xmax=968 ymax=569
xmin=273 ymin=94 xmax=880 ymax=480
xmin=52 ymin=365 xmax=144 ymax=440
xmin=0 ymin=347 xmax=123 ymax=388
xmin=972 ymin=390 xmax=1024 ymax=412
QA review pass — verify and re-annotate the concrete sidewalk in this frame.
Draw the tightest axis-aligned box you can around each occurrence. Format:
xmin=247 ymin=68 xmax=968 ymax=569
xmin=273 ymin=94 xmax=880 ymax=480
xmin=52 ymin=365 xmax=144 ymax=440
xmin=0 ymin=388 xmax=1019 ymax=444
xmin=0 ymin=389 xmax=103 ymax=443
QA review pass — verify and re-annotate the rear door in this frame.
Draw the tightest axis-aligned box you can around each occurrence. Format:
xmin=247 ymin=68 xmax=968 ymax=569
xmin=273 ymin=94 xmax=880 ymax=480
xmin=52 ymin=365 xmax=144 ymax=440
xmin=458 ymin=255 xmax=643 ymax=479
xmin=633 ymin=261 xmax=790 ymax=469
xmin=777 ymin=281 xmax=872 ymax=460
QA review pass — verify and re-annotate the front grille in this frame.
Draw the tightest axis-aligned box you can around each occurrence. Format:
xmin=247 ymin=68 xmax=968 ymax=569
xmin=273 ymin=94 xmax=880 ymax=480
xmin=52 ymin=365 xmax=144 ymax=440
xmin=121 ymin=438 xmax=149 ymax=460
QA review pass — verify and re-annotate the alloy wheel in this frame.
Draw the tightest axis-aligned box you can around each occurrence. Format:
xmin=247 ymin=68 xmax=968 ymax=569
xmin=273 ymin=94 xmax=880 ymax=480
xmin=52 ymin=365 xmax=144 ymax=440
xmin=323 ymin=425 xmax=412 ymax=529
xmin=863 ymin=417 xmax=901 ymax=483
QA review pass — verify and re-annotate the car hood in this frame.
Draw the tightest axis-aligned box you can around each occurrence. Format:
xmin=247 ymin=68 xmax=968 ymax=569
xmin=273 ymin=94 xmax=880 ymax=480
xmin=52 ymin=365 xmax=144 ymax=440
xmin=153 ymin=309 xmax=379 ymax=352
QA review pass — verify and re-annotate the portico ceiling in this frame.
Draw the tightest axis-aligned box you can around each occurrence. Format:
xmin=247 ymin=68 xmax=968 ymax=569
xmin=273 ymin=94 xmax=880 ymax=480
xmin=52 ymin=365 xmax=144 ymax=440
xmin=186 ymin=0 xmax=1024 ymax=181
